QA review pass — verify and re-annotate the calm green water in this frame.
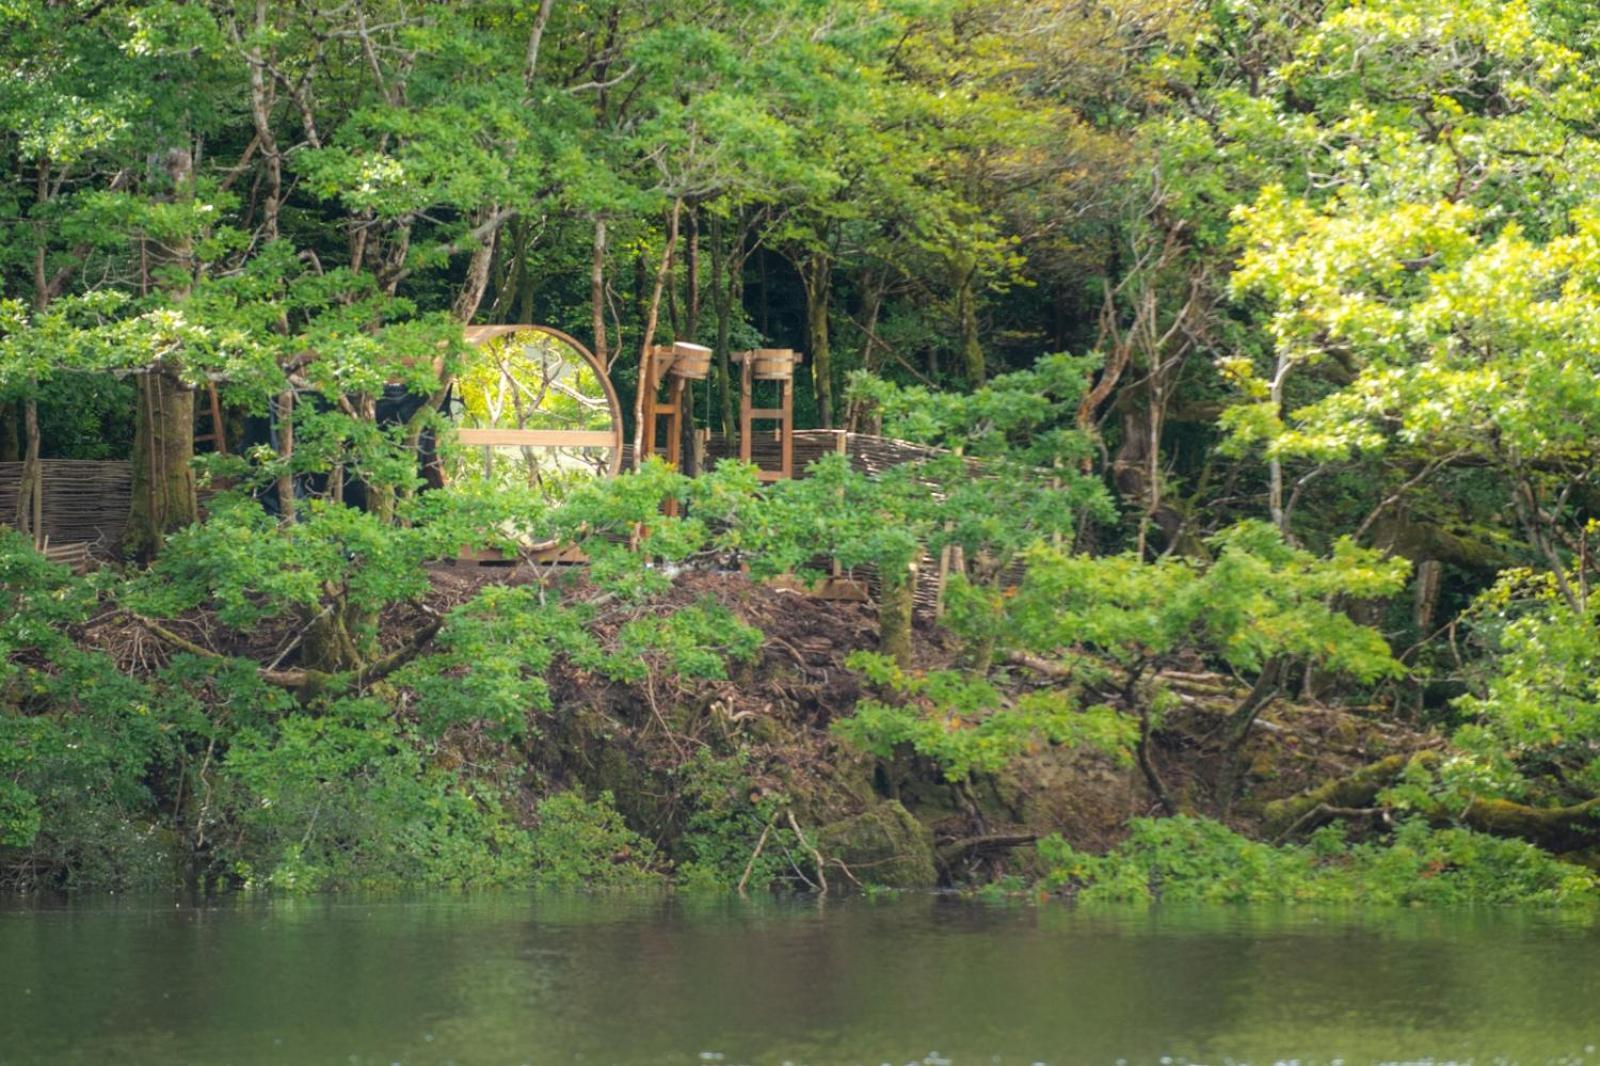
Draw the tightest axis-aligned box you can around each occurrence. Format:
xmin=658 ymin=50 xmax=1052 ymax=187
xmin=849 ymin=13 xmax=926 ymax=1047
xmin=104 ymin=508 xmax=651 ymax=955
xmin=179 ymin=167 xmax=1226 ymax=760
xmin=2 ymin=894 xmax=1599 ymax=1066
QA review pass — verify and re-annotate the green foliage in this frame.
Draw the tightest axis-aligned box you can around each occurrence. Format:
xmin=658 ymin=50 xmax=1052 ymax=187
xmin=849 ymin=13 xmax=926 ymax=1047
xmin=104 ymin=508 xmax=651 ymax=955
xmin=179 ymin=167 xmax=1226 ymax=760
xmin=222 ymin=696 xmax=538 ymax=891
xmin=1416 ymin=568 xmax=1600 ymax=803
xmin=842 ymin=360 xmax=1114 ymax=577
xmin=0 ymin=533 xmax=176 ymax=887
xmin=672 ymin=751 xmax=795 ymax=893
xmin=999 ymin=521 xmax=1409 ymax=681
xmin=611 ymin=602 xmax=763 ymax=684
xmin=549 ymin=459 xmax=707 ymax=599
xmin=0 ymin=529 xmax=97 ymax=671
xmin=11 ymin=0 xmax=1600 ymax=904
xmin=849 ymin=355 xmax=1101 ymax=466
xmin=836 ymin=652 xmax=1134 ymax=783
xmin=1041 ymin=816 xmax=1600 ymax=906
xmin=123 ymin=497 xmax=432 ymax=636
xmin=734 ymin=452 xmax=929 ymax=587
xmin=528 ymin=791 xmax=661 ymax=890
xmin=399 ymin=589 xmax=596 ymax=740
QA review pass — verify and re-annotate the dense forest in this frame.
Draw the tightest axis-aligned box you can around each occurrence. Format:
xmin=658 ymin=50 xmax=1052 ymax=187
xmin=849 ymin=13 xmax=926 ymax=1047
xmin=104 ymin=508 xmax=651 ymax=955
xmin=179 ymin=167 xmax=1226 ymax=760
xmin=5 ymin=0 xmax=1600 ymax=903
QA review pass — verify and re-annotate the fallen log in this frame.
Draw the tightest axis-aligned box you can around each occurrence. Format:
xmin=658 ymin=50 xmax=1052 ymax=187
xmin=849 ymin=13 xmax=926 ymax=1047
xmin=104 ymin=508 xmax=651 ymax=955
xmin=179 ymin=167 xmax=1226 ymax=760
xmin=1263 ymin=753 xmax=1431 ymax=833
xmin=936 ymin=832 xmax=1039 ymax=873
xmin=1266 ymin=751 xmax=1600 ymax=852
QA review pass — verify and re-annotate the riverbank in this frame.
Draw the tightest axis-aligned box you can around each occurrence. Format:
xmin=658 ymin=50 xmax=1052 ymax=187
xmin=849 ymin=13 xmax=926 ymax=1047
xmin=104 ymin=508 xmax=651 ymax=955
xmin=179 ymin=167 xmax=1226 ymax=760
xmin=7 ymin=544 xmax=1595 ymax=904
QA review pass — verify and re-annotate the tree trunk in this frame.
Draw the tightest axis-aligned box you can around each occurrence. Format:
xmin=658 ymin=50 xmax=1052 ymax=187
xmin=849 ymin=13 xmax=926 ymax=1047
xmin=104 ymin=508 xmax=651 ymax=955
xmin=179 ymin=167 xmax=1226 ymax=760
xmin=128 ymin=146 xmax=199 ymax=562
xmin=710 ymin=217 xmax=734 ymax=438
xmin=684 ymin=207 xmax=700 ymax=342
xmin=858 ymin=267 xmax=887 ymax=376
xmin=127 ymin=364 xmax=198 ymax=563
xmin=13 ymin=395 xmax=40 ymax=543
xmin=631 ymin=200 xmax=683 ymax=470
xmin=1214 ymin=659 xmax=1284 ymax=816
xmin=452 ymin=207 xmax=501 ymax=322
xmin=633 ymin=252 xmax=649 ymax=331
xmin=1111 ymin=385 xmax=1184 ymax=554
xmin=1268 ymin=350 xmax=1290 ymax=537
xmin=302 ymin=598 xmax=372 ymax=675
xmin=955 ymin=264 xmax=985 ymax=386
xmin=879 ymin=562 xmax=917 ymax=667
xmin=590 ymin=217 xmax=608 ymax=366
xmin=1413 ymin=559 xmax=1443 ymax=634
xmin=802 ymin=253 xmax=833 ymax=428
xmin=1265 ymin=751 xmax=1600 ymax=853
xmin=757 ymin=248 xmax=770 ymax=337
xmin=710 ymin=216 xmax=753 ymax=439
xmin=274 ymin=389 xmax=296 ymax=522
xmin=242 ymin=0 xmax=282 ymax=242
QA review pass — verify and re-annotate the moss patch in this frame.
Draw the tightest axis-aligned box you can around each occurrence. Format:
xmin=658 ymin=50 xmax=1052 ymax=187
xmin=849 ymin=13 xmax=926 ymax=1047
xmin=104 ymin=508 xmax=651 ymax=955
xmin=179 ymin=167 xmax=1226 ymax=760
xmin=816 ymin=800 xmax=938 ymax=888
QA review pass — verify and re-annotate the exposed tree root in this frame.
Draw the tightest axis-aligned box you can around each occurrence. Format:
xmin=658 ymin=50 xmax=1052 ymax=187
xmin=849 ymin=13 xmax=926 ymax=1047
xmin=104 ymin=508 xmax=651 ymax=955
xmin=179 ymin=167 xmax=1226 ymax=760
xmin=135 ymin=611 xmax=443 ymax=700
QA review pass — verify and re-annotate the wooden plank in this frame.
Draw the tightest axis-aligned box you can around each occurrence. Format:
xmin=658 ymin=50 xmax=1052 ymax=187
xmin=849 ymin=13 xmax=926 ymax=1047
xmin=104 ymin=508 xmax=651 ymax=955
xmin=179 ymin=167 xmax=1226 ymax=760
xmin=748 ymin=407 xmax=784 ymax=419
xmin=455 ymin=429 xmax=616 ymax=447
xmin=765 ymin=573 xmax=870 ymax=602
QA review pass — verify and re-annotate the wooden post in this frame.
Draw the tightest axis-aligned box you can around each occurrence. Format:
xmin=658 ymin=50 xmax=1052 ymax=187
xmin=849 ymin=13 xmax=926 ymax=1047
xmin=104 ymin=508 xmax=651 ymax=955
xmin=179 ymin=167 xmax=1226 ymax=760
xmin=196 ymin=382 xmax=227 ymax=454
xmin=31 ymin=459 xmax=43 ymax=549
xmin=780 ymin=371 xmax=793 ymax=479
xmin=666 ymin=374 xmax=685 ymax=469
xmin=739 ymin=354 xmax=754 ymax=465
xmin=734 ymin=348 xmax=801 ymax=482
xmin=639 ymin=344 xmax=660 ymax=462
xmin=934 ymin=547 xmax=953 ymax=619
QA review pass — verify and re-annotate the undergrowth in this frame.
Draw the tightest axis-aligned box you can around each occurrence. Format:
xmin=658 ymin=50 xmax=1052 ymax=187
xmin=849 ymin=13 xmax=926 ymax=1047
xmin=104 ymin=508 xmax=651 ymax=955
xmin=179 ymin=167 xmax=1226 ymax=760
xmin=1039 ymin=816 xmax=1600 ymax=906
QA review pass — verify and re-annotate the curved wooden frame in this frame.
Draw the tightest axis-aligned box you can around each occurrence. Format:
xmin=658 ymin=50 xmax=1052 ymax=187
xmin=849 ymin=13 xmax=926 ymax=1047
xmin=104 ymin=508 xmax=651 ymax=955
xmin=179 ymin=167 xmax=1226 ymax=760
xmin=459 ymin=324 xmax=625 ymax=477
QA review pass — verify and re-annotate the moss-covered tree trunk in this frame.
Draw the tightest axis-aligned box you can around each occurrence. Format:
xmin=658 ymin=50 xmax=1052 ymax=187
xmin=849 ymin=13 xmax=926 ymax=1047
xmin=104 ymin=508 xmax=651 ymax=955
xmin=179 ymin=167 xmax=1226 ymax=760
xmin=302 ymin=599 xmax=371 ymax=676
xmin=127 ymin=146 xmax=199 ymax=563
xmin=879 ymin=562 xmax=917 ymax=667
xmin=13 ymin=395 xmax=41 ymax=543
xmin=127 ymin=364 xmax=197 ymax=563
xmin=955 ymin=262 xmax=985 ymax=386
xmin=1267 ymin=752 xmax=1600 ymax=853
xmin=801 ymin=253 xmax=832 ymax=428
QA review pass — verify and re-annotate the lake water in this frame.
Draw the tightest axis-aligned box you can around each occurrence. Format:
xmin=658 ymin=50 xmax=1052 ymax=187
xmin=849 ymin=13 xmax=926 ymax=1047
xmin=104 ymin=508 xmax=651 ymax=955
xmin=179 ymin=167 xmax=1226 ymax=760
xmin=2 ymin=894 xmax=1598 ymax=1065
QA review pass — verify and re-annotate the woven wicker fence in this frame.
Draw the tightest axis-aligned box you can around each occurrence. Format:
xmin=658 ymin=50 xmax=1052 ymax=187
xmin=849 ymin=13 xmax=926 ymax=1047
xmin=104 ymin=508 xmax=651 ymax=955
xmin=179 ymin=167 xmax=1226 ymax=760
xmin=699 ymin=429 xmax=949 ymax=477
xmin=5 ymin=435 xmax=981 ymax=605
xmin=0 ymin=459 xmax=131 ymax=554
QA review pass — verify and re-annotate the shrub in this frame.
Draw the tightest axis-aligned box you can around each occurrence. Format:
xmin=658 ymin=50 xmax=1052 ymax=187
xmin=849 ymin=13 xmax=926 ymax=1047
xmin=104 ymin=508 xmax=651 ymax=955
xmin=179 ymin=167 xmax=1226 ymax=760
xmin=528 ymin=791 xmax=660 ymax=890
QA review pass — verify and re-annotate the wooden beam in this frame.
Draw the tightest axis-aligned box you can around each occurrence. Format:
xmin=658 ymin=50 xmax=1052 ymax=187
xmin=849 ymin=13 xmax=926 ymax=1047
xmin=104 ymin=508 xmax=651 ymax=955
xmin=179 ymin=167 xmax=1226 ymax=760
xmin=455 ymin=429 xmax=617 ymax=447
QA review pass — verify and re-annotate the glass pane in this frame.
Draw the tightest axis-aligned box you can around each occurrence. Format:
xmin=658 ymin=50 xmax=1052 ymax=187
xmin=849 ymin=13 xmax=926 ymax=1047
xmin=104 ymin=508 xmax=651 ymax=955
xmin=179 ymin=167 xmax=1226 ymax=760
xmin=451 ymin=327 xmax=619 ymax=495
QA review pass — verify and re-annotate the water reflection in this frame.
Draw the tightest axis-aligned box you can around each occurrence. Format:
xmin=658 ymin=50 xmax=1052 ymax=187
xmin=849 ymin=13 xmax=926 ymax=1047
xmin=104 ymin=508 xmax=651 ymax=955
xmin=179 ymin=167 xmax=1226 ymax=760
xmin=2 ymin=894 xmax=1598 ymax=1065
